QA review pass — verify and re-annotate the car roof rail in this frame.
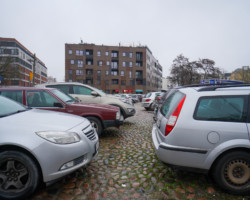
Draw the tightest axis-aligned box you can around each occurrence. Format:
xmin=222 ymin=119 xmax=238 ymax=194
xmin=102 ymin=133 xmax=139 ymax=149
xmin=197 ymin=83 xmax=250 ymax=91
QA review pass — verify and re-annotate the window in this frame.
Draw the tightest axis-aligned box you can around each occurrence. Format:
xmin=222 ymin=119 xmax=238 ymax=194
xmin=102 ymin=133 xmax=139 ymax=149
xmin=136 ymin=52 xmax=143 ymax=61
xmin=97 ymin=51 xmax=101 ymax=56
xmin=97 ymin=70 xmax=101 ymax=76
xmin=68 ymin=50 xmax=72 ymax=54
xmin=111 ymin=71 xmax=118 ymax=76
xmin=129 ymin=52 xmax=133 ymax=58
xmin=0 ymin=48 xmax=4 ymax=54
xmin=111 ymin=51 xmax=118 ymax=58
xmin=121 ymin=71 xmax=125 ymax=76
xmin=73 ymin=86 xmax=92 ymax=95
xmin=194 ymin=96 xmax=247 ymax=122
xmin=97 ymin=80 xmax=101 ymax=85
xmin=106 ymin=61 xmax=110 ymax=66
xmin=76 ymin=70 xmax=83 ymax=75
xmin=122 ymin=52 xmax=126 ymax=56
xmin=130 ymin=80 xmax=134 ymax=86
xmin=27 ymin=91 xmax=60 ymax=107
xmin=122 ymin=62 xmax=126 ymax=67
xmin=76 ymin=50 xmax=80 ymax=55
xmin=129 ymin=71 xmax=132 ymax=78
xmin=105 ymin=51 xmax=109 ymax=56
xmin=11 ymin=49 xmax=18 ymax=55
xmin=98 ymin=61 xmax=103 ymax=66
xmin=129 ymin=62 xmax=132 ymax=67
xmin=47 ymin=85 xmax=70 ymax=94
xmin=112 ymin=79 xmax=119 ymax=84
xmin=106 ymin=70 xmax=109 ymax=75
xmin=78 ymin=60 xmax=83 ymax=67
xmin=121 ymin=80 xmax=126 ymax=86
xmin=70 ymin=60 xmax=74 ymax=64
xmin=0 ymin=91 xmax=23 ymax=104
xmin=105 ymin=80 xmax=109 ymax=85
xmin=111 ymin=61 xmax=118 ymax=69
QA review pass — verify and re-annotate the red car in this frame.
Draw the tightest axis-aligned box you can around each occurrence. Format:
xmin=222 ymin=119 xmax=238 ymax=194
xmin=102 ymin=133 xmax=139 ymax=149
xmin=0 ymin=87 xmax=123 ymax=135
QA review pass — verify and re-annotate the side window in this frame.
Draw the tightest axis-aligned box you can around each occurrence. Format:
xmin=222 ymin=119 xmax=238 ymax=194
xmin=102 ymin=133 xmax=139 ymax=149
xmin=0 ymin=91 xmax=23 ymax=104
xmin=73 ymin=86 xmax=92 ymax=95
xmin=47 ymin=85 xmax=70 ymax=95
xmin=27 ymin=91 xmax=59 ymax=107
xmin=194 ymin=96 xmax=247 ymax=122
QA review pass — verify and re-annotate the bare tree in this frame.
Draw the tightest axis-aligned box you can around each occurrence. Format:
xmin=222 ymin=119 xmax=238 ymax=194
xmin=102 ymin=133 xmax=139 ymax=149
xmin=0 ymin=56 xmax=20 ymax=85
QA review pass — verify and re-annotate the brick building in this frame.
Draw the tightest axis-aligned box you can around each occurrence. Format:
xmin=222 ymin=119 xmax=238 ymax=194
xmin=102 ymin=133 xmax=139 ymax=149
xmin=0 ymin=37 xmax=47 ymax=86
xmin=65 ymin=43 xmax=162 ymax=94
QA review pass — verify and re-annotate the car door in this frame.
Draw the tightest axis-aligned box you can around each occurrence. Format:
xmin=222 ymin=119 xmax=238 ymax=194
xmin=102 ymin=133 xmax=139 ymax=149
xmin=26 ymin=90 xmax=66 ymax=113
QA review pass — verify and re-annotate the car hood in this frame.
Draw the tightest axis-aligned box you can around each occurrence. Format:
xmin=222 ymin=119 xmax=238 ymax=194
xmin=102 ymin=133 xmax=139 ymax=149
xmin=72 ymin=102 xmax=119 ymax=112
xmin=1 ymin=108 xmax=88 ymax=132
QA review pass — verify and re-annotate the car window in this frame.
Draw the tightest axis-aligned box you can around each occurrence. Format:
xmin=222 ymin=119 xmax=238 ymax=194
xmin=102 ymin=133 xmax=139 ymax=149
xmin=0 ymin=96 xmax=26 ymax=117
xmin=145 ymin=93 xmax=152 ymax=98
xmin=0 ymin=90 xmax=23 ymax=104
xmin=27 ymin=91 xmax=60 ymax=107
xmin=50 ymin=89 xmax=75 ymax=103
xmin=194 ymin=96 xmax=247 ymax=122
xmin=47 ymin=85 xmax=70 ymax=95
xmin=73 ymin=85 xmax=92 ymax=95
xmin=160 ymin=91 xmax=185 ymax=118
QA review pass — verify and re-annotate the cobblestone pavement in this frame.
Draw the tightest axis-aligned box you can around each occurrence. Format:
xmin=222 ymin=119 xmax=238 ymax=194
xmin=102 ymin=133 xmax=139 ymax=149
xmin=29 ymin=103 xmax=249 ymax=200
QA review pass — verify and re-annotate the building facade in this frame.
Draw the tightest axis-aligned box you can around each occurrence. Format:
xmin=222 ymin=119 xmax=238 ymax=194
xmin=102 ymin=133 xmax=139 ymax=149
xmin=0 ymin=38 xmax=47 ymax=86
xmin=65 ymin=43 xmax=162 ymax=94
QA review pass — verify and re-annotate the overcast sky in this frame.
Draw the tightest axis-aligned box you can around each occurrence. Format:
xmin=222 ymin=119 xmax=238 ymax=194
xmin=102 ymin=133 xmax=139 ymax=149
xmin=1 ymin=0 xmax=249 ymax=81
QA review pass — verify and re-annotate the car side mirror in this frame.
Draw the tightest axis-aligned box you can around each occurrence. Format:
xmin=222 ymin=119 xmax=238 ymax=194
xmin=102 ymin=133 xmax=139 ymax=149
xmin=54 ymin=102 xmax=63 ymax=108
xmin=91 ymin=91 xmax=99 ymax=97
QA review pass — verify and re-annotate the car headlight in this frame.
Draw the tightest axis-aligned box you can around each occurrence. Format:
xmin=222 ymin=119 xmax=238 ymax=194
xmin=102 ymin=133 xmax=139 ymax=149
xmin=127 ymin=108 xmax=134 ymax=113
xmin=116 ymin=110 xmax=121 ymax=120
xmin=36 ymin=131 xmax=80 ymax=144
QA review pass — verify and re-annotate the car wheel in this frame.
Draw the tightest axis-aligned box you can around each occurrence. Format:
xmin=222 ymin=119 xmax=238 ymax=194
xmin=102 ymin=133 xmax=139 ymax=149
xmin=0 ymin=151 xmax=39 ymax=200
xmin=212 ymin=151 xmax=250 ymax=195
xmin=145 ymin=107 xmax=150 ymax=111
xmin=87 ymin=116 xmax=103 ymax=136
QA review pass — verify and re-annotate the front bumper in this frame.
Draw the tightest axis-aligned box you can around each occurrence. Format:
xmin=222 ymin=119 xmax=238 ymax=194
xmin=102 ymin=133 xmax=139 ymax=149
xmin=123 ymin=107 xmax=136 ymax=119
xmin=35 ymin=125 xmax=99 ymax=183
xmin=103 ymin=118 xmax=124 ymax=128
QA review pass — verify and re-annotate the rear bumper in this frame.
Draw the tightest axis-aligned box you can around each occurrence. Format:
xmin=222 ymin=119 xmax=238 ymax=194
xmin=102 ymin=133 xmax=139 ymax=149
xmin=151 ymin=124 xmax=208 ymax=170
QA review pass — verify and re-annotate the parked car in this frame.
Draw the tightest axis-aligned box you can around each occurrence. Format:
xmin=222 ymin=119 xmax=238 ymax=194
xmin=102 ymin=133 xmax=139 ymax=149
xmin=0 ymin=95 xmax=99 ymax=200
xmin=142 ymin=92 xmax=161 ymax=111
xmin=128 ymin=94 xmax=139 ymax=103
xmin=153 ymin=91 xmax=168 ymax=121
xmin=152 ymin=84 xmax=250 ymax=195
xmin=0 ymin=87 xmax=123 ymax=136
xmin=35 ymin=82 xmax=135 ymax=119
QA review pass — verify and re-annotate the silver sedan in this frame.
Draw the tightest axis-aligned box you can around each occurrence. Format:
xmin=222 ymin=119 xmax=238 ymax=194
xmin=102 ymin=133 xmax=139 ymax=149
xmin=0 ymin=96 xmax=99 ymax=200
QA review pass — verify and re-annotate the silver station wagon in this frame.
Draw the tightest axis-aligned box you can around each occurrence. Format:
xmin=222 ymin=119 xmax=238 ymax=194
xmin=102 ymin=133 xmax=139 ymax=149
xmin=0 ymin=96 xmax=99 ymax=200
xmin=152 ymin=84 xmax=250 ymax=195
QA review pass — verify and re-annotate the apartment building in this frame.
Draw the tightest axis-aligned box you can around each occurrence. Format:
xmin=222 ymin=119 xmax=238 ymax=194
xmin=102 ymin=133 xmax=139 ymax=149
xmin=0 ymin=37 xmax=47 ymax=86
xmin=65 ymin=43 xmax=162 ymax=94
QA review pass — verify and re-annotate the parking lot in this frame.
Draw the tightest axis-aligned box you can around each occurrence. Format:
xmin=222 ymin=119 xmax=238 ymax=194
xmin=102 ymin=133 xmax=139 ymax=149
xmin=29 ymin=103 xmax=248 ymax=200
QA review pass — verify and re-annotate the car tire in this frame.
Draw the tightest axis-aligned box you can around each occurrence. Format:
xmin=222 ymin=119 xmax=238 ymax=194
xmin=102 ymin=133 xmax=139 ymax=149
xmin=145 ymin=107 xmax=150 ymax=111
xmin=86 ymin=116 xmax=103 ymax=136
xmin=212 ymin=151 xmax=250 ymax=195
xmin=0 ymin=151 xmax=39 ymax=200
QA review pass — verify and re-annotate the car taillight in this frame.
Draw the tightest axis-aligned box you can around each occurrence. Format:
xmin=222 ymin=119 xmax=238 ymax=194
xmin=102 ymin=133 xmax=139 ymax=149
xmin=165 ymin=96 xmax=186 ymax=136
xmin=145 ymin=99 xmax=151 ymax=102
xmin=157 ymin=97 xmax=161 ymax=100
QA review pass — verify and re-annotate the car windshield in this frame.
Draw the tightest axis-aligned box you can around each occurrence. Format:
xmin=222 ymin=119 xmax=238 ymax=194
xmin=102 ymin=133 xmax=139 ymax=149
xmin=0 ymin=96 xmax=27 ymax=117
xmin=51 ymin=89 xmax=76 ymax=103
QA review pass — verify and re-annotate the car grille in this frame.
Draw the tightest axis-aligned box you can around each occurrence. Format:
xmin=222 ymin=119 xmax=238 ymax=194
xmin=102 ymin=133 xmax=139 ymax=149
xmin=82 ymin=125 xmax=96 ymax=141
